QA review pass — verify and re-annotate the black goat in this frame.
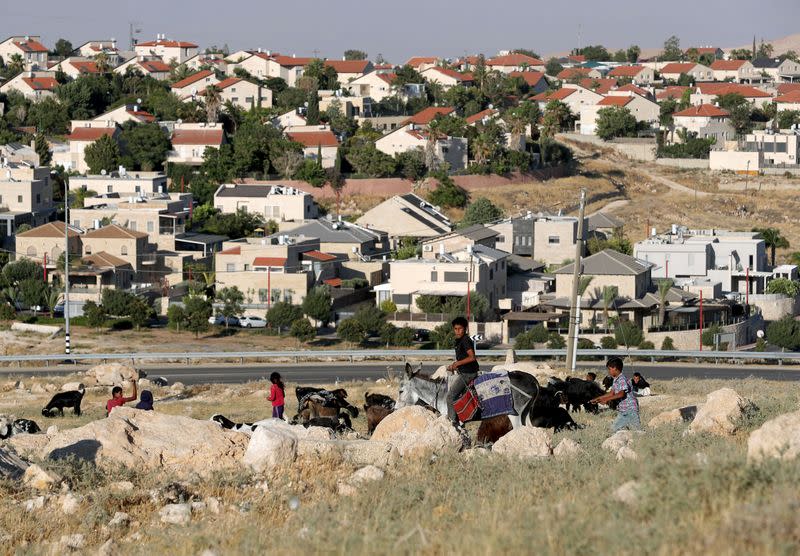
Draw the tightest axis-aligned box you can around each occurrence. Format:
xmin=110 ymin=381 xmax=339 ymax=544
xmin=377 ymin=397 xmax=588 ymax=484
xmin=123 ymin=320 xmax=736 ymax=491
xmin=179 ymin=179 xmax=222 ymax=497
xmin=42 ymin=388 xmax=85 ymax=417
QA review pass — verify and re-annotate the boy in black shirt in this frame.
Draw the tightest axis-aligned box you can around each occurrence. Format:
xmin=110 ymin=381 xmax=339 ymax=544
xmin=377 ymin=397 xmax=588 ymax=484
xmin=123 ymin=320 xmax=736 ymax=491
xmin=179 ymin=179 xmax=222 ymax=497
xmin=446 ymin=316 xmax=480 ymax=426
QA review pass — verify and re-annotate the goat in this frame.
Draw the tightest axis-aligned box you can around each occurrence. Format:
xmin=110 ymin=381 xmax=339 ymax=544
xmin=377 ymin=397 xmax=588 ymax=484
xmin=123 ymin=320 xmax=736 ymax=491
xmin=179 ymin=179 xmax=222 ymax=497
xmin=365 ymin=405 xmax=393 ymax=435
xmin=476 ymin=415 xmax=513 ymax=445
xmin=211 ymin=414 xmax=259 ymax=433
xmin=0 ymin=417 xmax=41 ymax=439
xmin=363 ymin=392 xmax=395 ymax=411
xmin=42 ymin=388 xmax=85 ymax=417
xmin=528 ymin=407 xmax=581 ymax=432
xmin=549 ymin=377 xmax=604 ymax=413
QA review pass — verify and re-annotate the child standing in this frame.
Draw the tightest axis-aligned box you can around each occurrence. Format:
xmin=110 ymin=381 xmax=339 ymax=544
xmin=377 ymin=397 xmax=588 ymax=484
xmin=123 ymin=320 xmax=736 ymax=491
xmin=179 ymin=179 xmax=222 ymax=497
xmin=591 ymin=357 xmax=640 ymax=431
xmin=268 ymin=372 xmax=285 ymax=420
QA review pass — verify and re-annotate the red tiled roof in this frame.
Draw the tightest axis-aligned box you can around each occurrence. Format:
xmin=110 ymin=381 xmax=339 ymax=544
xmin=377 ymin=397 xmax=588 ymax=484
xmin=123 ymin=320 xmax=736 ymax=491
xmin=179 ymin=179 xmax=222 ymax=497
xmin=253 ymin=257 xmax=287 ymax=267
xmin=272 ymin=55 xmax=314 ymax=67
xmin=426 ymin=67 xmax=473 ymax=81
xmin=324 ymin=60 xmax=371 ymax=73
xmin=69 ymin=60 xmax=99 ymax=74
xmin=403 ymin=106 xmax=455 ymax=125
xmin=138 ymin=60 xmax=171 ymax=73
xmin=17 ymin=221 xmax=79 ymax=239
xmin=598 ymin=96 xmax=633 ymax=106
xmin=13 ymin=39 xmax=48 ymax=53
xmin=532 ymin=88 xmax=575 ymax=101
xmin=695 ymin=83 xmax=771 ymax=98
xmin=374 ymin=64 xmax=394 ymax=71
xmin=608 ymin=65 xmax=647 ymax=77
xmin=323 ymin=278 xmax=343 ymax=287
xmin=377 ymin=72 xmax=397 ymax=84
xmin=711 ymin=60 xmax=747 ymax=71
xmin=568 ymin=55 xmax=586 ymax=63
xmin=657 ymin=86 xmax=690 ymax=100
xmin=68 ymin=127 xmax=116 ymax=141
xmin=465 ymin=108 xmax=498 ymax=125
xmin=579 ymin=78 xmax=617 ymax=94
xmin=214 ymin=77 xmax=243 ymax=90
xmin=171 ymin=129 xmax=224 ymax=145
xmin=302 ymin=250 xmax=337 ymax=262
xmin=660 ymin=62 xmax=698 ymax=74
xmin=557 ymin=67 xmax=592 ymax=79
xmin=21 ymin=76 xmax=58 ymax=91
xmin=615 ymin=83 xmax=649 ymax=97
xmin=171 ymin=70 xmax=215 ymax=89
xmin=487 ymin=53 xmax=544 ymax=67
xmin=673 ymin=104 xmax=730 ymax=117
xmin=136 ymin=40 xmax=198 ymax=48
xmin=126 ymin=109 xmax=156 ymax=122
xmin=690 ymin=47 xmax=720 ymax=54
xmin=218 ymin=246 xmax=241 ymax=255
xmin=777 ymin=83 xmax=800 ymax=95
xmin=286 ymin=130 xmax=339 ymax=148
xmin=510 ymin=70 xmax=545 ymax=87
xmin=775 ymin=91 xmax=800 ymax=104
xmin=406 ymin=57 xmax=438 ymax=67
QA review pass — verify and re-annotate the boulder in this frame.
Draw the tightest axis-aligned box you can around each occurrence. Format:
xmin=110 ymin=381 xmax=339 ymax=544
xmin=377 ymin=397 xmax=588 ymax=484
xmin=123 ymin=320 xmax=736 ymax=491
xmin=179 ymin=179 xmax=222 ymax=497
xmin=613 ymin=480 xmax=641 ymax=505
xmin=31 ymin=383 xmax=46 ymax=394
xmin=24 ymin=496 xmax=46 ymax=512
xmin=60 ymin=493 xmax=81 ymax=515
xmin=616 ymin=446 xmax=639 ymax=461
xmin=58 ymin=533 xmax=85 ymax=550
xmin=492 ymin=427 xmax=552 ymax=458
xmin=169 ymin=382 xmax=186 ymax=394
xmin=747 ymin=409 xmax=800 ymax=462
xmin=601 ymin=430 xmax=640 ymax=454
xmin=22 ymin=464 xmax=60 ymax=491
xmin=9 ymin=407 xmax=248 ymax=477
xmin=689 ymin=388 xmax=756 ymax=436
xmin=341 ymin=440 xmax=400 ymax=468
xmin=349 ymin=465 xmax=385 ymax=486
xmin=0 ymin=446 xmax=29 ymax=479
xmin=159 ymin=503 xmax=191 ymax=525
xmin=242 ymin=427 xmax=297 ymax=473
xmin=86 ymin=362 xmax=139 ymax=386
xmin=553 ymin=438 xmax=584 ymax=459
xmin=108 ymin=511 xmax=130 ymax=529
xmin=371 ymin=406 xmax=462 ymax=458
xmin=648 ymin=405 xmax=699 ymax=428
xmin=110 ymin=481 xmax=134 ymax=494
xmin=60 ymin=382 xmax=84 ymax=392
xmin=46 ymin=426 xmax=59 ymax=436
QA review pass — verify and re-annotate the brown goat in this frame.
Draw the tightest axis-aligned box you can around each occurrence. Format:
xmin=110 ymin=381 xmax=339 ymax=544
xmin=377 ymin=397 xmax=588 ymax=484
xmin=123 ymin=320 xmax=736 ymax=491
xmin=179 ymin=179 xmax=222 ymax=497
xmin=476 ymin=415 xmax=513 ymax=445
xmin=366 ymin=405 xmax=393 ymax=435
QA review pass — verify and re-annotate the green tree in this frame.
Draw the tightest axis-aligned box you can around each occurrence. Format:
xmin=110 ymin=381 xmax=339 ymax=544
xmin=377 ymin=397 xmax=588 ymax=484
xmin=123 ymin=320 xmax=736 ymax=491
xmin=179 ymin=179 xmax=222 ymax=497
xmin=53 ymin=38 xmax=74 ymax=58
xmin=460 ymin=197 xmax=503 ymax=227
xmin=337 ymin=317 xmax=367 ymax=345
xmin=379 ymin=322 xmax=398 ymax=347
xmin=293 ymin=158 xmax=327 ymax=187
xmin=596 ymin=106 xmax=638 ymax=140
xmin=661 ymin=336 xmax=676 ymax=350
xmin=18 ymin=278 xmax=47 ymax=310
xmin=45 ymin=288 xmax=62 ymax=318
xmin=276 ymin=87 xmax=308 ymax=110
xmin=416 ymin=295 xmax=443 ymax=314
xmin=128 ymin=297 xmax=154 ymax=330
xmin=715 ymin=93 xmax=753 ymax=136
xmin=547 ymin=332 xmax=566 ymax=349
xmin=600 ymin=336 xmax=618 ymax=349
xmin=541 ymin=100 xmax=573 ymax=137
xmin=120 ymin=123 xmax=171 ymax=171
xmin=379 ymin=299 xmax=398 ymax=313
xmin=753 ymin=227 xmax=789 ymax=267
xmin=601 ymin=286 xmax=618 ymax=332
xmin=28 ymin=97 xmax=70 ymax=135
xmin=626 ymin=45 xmax=641 ymax=63
xmin=217 ymin=286 xmax=245 ymax=328
xmin=306 ymin=85 xmax=320 ymax=125
xmin=662 ymin=35 xmax=683 ymax=61
xmin=756 ymin=41 xmax=774 ymax=59
xmin=395 ymin=149 xmax=427 ymax=181
xmin=615 ymin=320 xmax=644 ymax=348
xmin=777 ymin=110 xmax=800 ymax=129
xmin=766 ymin=278 xmax=800 ymax=297
xmin=394 ymin=237 xmax=419 ymax=261
xmin=353 ymin=305 xmax=386 ymax=336
xmin=545 ymin=58 xmax=563 ymax=76
xmin=427 ymin=172 xmax=467 ymax=208
xmin=394 ymin=326 xmax=415 ymax=347
xmin=766 ymin=316 xmax=800 ymax=350
xmin=101 ymin=289 xmax=135 ymax=316
xmin=301 ymin=286 xmax=333 ymax=325
xmin=34 ymin=133 xmax=51 ymax=166
xmin=290 ymin=317 xmax=316 ymax=344
xmin=83 ymin=300 xmax=107 ymax=331
xmin=167 ymin=304 xmax=186 ymax=332
xmin=0 ymin=303 xmax=15 ymax=321
xmin=430 ymin=322 xmax=456 ymax=349
xmin=657 ymin=279 xmax=674 ymax=325
xmin=84 ymin=135 xmax=120 ymax=174
xmin=577 ymin=45 xmax=611 ymax=61
xmin=204 ymin=84 xmax=222 ymax=123
xmin=344 ymin=49 xmax=368 ymax=60
xmin=266 ymin=301 xmax=303 ymax=333
xmin=514 ymin=326 xmax=548 ymax=349
xmin=184 ymin=296 xmax=212 ymax=338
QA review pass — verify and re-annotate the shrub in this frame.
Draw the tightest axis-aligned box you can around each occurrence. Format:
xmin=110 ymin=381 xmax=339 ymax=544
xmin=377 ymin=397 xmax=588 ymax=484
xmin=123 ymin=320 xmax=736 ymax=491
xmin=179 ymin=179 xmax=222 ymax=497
xmin=766 ymin=316 xmax=800 ymax=351
xmin=661 ymin=336 xmax=676 ymax=350
xmin=290 ymin=318 xmax=316 ymax=344
xmin=341 ymin=278 xmax=369 ymax=289
xmin=577 ymin=338 xmax=596 ymax=349
xmin=529 ymin=324 xmax=550 ymax=343
xmin=755 ymin=337 xmax=767 ymax=352
xmin=638 ymin=340 xmax=655 ymax=350
xmin=614 ymin=321 xmax=644 ymax=347
xmin=0 ymin=303 xmax=15 ymax=321
xmin=302 ymin=287 xmax=333 ymax=325
xmin=416 ymin=295 xmax=443 ymax=314
xmin=513 ymin=329 xmax=537 ymax=350
xmin=766 ymin=278 xmax=800 ymax=297
xmin=167 ymin=304 xmax=186 ymax=332
xmin=600 ymin=336 xmax=618 ymax=349
xmin=379 ymin=299 xmax=398 ymax=313
xmin=431 ymin=322 xmax=456 ymax=349
xmin=394 ymin=326 xmax=416 ymax=347
xmin=547 ymin=333 xmax=566 ymax=349
xmin=701 ymin=324 xmax=722 ymax=347
xmin=353 ymin=305 xmax=386 ymax=336
xmin=266 ymin=301 xmax=303 ymax=333
xmin=337 ymin=318 xmax=366 ymax=345
xmin=379 ymin=322 xmax=397 ymax=346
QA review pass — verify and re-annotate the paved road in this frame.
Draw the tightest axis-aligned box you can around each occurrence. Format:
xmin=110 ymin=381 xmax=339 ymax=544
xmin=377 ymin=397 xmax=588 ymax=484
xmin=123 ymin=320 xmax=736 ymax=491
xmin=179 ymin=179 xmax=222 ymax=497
xmin=2 ymin=361 xmax=800 ymax=385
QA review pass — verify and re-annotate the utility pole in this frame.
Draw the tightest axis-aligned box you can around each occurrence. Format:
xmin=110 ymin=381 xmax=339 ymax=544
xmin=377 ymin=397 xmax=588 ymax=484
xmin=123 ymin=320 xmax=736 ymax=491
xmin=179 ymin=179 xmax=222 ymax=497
xmin=565 ymin=189 xmax=587 ymax=372
xmin=64 ymin=178 xmax=70 ymax=356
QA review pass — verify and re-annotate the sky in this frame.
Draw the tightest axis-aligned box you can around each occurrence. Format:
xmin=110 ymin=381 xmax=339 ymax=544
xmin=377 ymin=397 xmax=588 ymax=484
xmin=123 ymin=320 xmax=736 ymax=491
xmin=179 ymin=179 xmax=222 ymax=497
xmin=2 ymin=0 xmax=799 ymax=62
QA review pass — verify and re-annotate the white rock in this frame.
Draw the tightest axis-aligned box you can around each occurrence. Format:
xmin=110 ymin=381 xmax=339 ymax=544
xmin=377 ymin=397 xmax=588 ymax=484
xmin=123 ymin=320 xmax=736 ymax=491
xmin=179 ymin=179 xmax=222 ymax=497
xmin=613 ymin=480 xmax=641 ymax=505
xmin=206 ymin=497 xmax=221 ymax=514
xmin=22 ymin=464 xmax=60 ymax=491
xmin=46 ymin=425 xmax=59 ymax=436
xmin=60 ymin=493 xmax=80 ymax=515
xmin=689 ymin=388 xmax=756 ymax=436
xmin=371 ymin=406 xmax=462 ymax=458
xmin=242 ymin=427 xmax=297 ymax=473
xmin=747 ymin=408 xmax=800 ymax=462
xmin=61 ymin=382 xmax=84 ymax=392
xmin=616 ymin=446 xmax=639 ymax=461
xmin=45 ymin=383 xmax=57 ymax=392
xmin=601 ymin=430 xmax=640 ymax=453
xmin=159 ymin=503 xmax=192 ymax=525
xmin=59 ymin=533 xmax=85 ymax=550
xmin=108 ymin=511 xmax=130 ymax=529
xmin=24 ymin=495 xmax=46 ymax=512
xmin=648 ymin=406 xmax=699 ymax=428
xmin=30 ymin=383 xmax=46 ymax=394
xmin=553 ymin=438 xmax=584 ymax=458
xmin=191 ymin=501 xmax=206 ymax=513
xmin=110 ymin=480 xmax=134 ymax=493
xmin=138 ymin=378 xmax=153 ymax=389
xmin=337 ymin=481 xmax=358 ymax=496
xmin=492 ymin=427 xmax=552 ymax=458
xmin=349 ymin=465 xmax=385 ymax=486
xmin=169 ymin=382 xmax=186 ymax=393
xmin=97 ymin=538 xmax=116 ymax=556
xmin=86 ymin=362 xmax=139 ymax=386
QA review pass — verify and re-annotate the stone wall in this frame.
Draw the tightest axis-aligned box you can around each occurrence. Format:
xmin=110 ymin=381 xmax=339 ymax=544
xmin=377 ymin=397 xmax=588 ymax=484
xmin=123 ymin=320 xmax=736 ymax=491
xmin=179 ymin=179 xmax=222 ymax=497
xmin=655 ymin=158 xmax=710 ymax=169
xmin=749 ymin=294 xmax=799 ymax=321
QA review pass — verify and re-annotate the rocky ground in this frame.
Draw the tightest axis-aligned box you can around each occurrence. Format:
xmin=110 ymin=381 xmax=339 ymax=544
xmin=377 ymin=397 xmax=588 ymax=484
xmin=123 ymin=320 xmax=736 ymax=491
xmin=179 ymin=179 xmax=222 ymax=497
xmin=1 ymin=365 xmax=800 ymax=555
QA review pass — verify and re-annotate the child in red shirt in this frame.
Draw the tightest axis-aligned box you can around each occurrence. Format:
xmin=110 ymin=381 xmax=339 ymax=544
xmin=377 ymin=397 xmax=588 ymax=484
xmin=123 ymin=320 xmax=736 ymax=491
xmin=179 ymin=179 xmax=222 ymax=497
xmin=268 ymin=372 xmax=285 ymax=420
xmin=106 ymin=381 xmax=138 ymax=416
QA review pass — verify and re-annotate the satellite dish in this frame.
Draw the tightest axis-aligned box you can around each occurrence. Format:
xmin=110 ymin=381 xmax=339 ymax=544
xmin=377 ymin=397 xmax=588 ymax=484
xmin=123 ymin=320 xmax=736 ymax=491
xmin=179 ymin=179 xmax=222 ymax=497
xmin=757 ymin=330 xmax=765 ymax=339
xmin=177 ymin=119 xmax=183 ymax=124
xmin=191 ymin=87 xmax=197 ymax=96
xmin=100 ymin=169 xmax=107 ymax=175
xmin=136 ymin=97 xmax=142 ymax=104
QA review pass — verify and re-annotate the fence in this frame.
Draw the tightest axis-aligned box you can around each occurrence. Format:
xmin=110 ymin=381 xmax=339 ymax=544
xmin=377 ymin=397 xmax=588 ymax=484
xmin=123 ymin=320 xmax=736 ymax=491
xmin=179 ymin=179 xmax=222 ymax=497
xmin=2 ymin=348 xmax=800 ymax=368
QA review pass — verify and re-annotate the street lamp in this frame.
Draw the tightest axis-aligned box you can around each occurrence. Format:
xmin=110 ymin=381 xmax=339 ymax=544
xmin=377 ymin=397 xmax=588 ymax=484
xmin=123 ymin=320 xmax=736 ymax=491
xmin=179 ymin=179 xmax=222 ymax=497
xmin=64 ymin=175 xmax=70 ymax=356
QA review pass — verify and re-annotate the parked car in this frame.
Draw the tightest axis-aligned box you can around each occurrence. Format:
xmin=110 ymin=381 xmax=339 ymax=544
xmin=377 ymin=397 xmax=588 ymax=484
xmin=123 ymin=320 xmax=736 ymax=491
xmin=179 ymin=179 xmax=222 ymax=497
xmin=239 ymin=315 xmax=267 ymax=328
xmin=208 ymin=315 xmax=240 ymax=327
xmin=413 ymin=329 xmax=430 ymax=342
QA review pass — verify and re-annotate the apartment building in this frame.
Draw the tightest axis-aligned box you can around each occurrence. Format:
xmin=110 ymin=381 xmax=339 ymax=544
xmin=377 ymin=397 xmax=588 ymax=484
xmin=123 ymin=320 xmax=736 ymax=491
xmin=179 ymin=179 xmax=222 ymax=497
xmin=0 ymin=71 xmax=58 ymax=100
xmin=420 ymin=225 xmax=498 ymax=260
xmin=134 ymin=37 xmax=198 ymax=64
xmin=69 ymin=171 xmax=168 ymax=197
xmin=490 ymin=214 xmax=579 ymax=265
xmin=0 ymin=36 xmax=48 ymax=70
xmin=167 ymin=122 xmax=225 ymax=165
xmin=0 ymin=161 xmax=55 ymax=246
xmin=214 ymin=183 xmax=317 ymax=222
xmin=54 ymin=120 xmax=121 ymax=173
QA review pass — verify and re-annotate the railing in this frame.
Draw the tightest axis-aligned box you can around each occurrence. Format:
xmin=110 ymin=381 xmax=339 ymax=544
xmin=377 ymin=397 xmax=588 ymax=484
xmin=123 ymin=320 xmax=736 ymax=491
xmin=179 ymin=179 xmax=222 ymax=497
xmin=2 ymin=348 xmax=800 ymax=368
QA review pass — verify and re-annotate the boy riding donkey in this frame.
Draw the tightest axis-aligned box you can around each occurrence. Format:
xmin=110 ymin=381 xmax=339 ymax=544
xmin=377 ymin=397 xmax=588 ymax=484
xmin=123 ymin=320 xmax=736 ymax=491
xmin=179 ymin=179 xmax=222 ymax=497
xmin=446 ymin=317 xmax=479 ymax=444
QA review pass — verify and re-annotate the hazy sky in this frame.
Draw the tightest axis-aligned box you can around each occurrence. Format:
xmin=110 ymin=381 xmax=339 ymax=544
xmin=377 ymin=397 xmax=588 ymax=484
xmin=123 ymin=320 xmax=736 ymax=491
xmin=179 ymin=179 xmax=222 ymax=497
xmin=2 ymin=0 xmax=798 ymax=62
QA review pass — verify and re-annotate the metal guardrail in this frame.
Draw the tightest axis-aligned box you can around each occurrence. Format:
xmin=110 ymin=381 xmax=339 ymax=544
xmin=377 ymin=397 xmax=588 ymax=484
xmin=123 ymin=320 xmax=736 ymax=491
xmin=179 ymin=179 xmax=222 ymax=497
xmin=0 ymin=348 xmax=798 ymax=367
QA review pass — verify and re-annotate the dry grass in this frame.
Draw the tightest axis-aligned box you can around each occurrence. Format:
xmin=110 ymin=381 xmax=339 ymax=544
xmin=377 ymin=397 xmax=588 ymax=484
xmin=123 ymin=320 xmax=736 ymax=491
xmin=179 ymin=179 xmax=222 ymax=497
xmin=2 ymin=374 xmax=800 ymax=554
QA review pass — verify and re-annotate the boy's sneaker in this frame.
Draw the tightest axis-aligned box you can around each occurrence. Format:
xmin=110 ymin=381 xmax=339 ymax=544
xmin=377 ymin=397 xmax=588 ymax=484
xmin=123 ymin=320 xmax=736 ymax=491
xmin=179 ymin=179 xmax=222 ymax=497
xmin=455 ymin=424 xmax=472 ymax=450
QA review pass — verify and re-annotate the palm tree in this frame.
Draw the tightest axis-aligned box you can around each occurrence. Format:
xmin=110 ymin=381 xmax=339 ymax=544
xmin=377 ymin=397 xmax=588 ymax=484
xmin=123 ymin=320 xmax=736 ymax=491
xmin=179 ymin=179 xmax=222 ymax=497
xmin=3 ymin=287 xmax=19 ymax=309
xmin=471 ymin=132 xmax=493 ymax=165
xmin=204 ymin=85 xmax=222 ymax=123
xmin=46 ymin=289 xmax=63 ymax=318
xmin=657 ymin=279 xmax=674 ymax=326
xmin=753 ymin=227 xmax=789 ymax=267
xmin=7 ymin=54 xmax=25 ymax=76
xmin=789 ymin=252 xmax=800 ymax=267
xmin=602 ymin=286 xmax=618 ymax=332
xmin=425 ymin=118 xmax=446 ymax=170
xmin=578 ymin=276 xmax=594 ymax=296
xmin=505 ymin=111 xmax=527 ymax=152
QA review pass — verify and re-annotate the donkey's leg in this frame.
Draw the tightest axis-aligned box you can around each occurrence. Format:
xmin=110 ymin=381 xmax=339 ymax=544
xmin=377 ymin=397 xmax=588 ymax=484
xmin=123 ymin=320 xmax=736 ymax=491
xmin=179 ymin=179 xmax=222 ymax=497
xmin=509 ymin=414 xmax=523 ymax=429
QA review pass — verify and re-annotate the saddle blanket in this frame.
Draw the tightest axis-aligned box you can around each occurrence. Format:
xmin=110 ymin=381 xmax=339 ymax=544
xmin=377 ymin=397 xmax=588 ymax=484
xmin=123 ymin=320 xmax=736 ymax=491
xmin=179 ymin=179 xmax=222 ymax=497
xmin=474 ymin=372 xmax=515 ymax=419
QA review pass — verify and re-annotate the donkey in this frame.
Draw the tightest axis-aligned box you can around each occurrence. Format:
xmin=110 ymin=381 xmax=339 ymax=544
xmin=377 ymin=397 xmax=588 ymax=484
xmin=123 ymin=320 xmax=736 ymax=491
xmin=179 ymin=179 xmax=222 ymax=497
xmin=396 ymin=363 xmax=556 ymax=429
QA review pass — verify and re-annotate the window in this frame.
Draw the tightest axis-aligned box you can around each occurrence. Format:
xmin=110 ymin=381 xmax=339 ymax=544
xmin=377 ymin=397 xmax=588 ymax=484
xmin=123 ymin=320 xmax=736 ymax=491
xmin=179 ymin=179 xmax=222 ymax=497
xmin=26 ymin=246 xmax=37 ymax=256
xmin=441 ymin=146 xmax=449 ymax=154
xmin=74 ymin=220 xmax=80 ymax=228
xmin=489 ymin=269 xmax=494 ymax=279
xmin=444 ymin=271 xmax=469 ymax=282
xmin=231 ymin=97 xmax=239 ymax=103
xmin=393 ymin=294 xmax=412 ymax=305
xmin=548 ymin=236 xmax=560 ymax=244
xmin=226 ymin=263 xmax=235 ymax=272
xmin=17 ymin=195 xmax=22 ymax=203
xmin=147 ymin=221 xmax=154 ymax=232
xmin=135 ymin=186 xmax=141 ymax=193
xmin=36 ymin=194 xmax=40 ymax=204
xmin=129 ymin=222 xmax=136 ymax=231
xmin=245 ymin=96 xmax=254 ymax=104
xmin=84 ymin=245 xmax=92 ymax=255
xmin=244 ymin=264 xmax=250 ymax=271
xmin=121 ymin=246 xmax=128 ymax=256
xmin=107 ymin=185 xmax=113 ymax=193
xmin=0 ymin=195 xmax=3 ymax=204
xmin=430 ymin=271 xmax=438 ymax=282
xmin=497 ymin=235 xmax=505 ymax=243
xmin=748 ymin=255 xmax=753 ymax=270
